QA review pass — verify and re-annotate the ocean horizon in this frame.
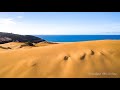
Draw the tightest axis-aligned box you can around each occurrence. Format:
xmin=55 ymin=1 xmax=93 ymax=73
xmin=35 ymin=35 xmax=120 ymax=42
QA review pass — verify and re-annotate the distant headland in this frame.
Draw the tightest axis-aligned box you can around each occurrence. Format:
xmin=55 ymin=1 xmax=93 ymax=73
xmin=0 ymin=32 xmax=46 ymax=44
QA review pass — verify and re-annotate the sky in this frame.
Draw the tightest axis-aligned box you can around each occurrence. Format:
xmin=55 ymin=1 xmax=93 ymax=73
xmin=0 ymin=12 xmax=120 ymax=35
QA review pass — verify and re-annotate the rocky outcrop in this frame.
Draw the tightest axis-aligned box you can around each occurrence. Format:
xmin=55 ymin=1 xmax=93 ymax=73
xmin=0 ymin=32 xmax=46 ymax=44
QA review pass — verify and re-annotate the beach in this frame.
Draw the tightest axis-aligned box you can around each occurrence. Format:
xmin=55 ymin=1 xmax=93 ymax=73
xmin=0 ymin=40 xmax=120 ymax=78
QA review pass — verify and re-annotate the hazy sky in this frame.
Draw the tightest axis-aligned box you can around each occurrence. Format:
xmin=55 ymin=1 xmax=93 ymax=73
xmin=0 ymin=12 xmax=120 ymax=35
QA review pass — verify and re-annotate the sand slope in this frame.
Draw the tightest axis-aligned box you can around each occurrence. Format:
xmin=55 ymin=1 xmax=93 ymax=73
xmin=0 ymin=40 xmax=120 ymax=78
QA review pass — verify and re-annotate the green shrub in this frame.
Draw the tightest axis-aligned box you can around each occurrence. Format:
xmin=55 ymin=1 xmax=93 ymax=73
xmin=25 ymin=41 xmax=34 ymax=46
xmin=20 ymin=42 xmax=35 ymax=48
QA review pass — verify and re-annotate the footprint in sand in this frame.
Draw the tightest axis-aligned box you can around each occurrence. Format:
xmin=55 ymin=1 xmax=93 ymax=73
xmin=90 ymin=50 xmax=95 ymax=55
xmin=64 ymin=56 xmax=70 ymax=60
xmin=100 ymin=52 xmax=105 ymax=56
xmin=31 ymin=63 xmax=37 ymax=67
xmin=80 ymin=53 xmax=86 ymax=60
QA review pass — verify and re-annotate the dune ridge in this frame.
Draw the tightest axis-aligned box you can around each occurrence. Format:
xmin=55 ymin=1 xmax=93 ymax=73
xmin=0 ymin=40 xmax=120 ymax=78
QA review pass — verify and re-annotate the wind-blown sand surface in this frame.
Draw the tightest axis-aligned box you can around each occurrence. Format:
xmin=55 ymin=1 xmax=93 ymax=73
xmin=0 ymin=40 xmax=120 ymax=78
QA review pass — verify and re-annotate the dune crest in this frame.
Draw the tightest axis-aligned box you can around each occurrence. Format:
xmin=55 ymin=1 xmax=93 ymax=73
xmin=0 ymin=40 xmax=120 ymax=78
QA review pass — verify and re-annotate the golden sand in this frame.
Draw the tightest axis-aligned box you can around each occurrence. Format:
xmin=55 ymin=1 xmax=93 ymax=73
xmin=0 ymin=40 xmax=120 ymax=78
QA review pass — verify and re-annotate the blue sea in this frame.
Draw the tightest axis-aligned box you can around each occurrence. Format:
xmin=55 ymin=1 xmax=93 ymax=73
xmin=35 ymin=35 xmax=120 ymax=42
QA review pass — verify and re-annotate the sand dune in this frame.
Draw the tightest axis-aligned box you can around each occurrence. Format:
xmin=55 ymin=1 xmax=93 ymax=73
xmin=0 ymin=40 xmax=120 ymax=78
